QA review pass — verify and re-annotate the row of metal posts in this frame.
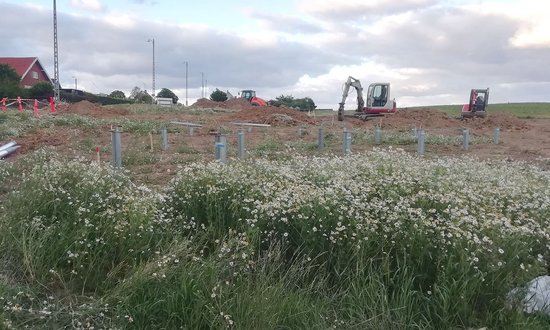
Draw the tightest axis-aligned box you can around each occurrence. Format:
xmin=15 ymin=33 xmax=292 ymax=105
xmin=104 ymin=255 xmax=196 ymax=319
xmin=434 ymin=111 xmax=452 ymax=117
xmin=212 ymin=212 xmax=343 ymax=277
xmin=109 ymin=126 xmax=502 ymax=167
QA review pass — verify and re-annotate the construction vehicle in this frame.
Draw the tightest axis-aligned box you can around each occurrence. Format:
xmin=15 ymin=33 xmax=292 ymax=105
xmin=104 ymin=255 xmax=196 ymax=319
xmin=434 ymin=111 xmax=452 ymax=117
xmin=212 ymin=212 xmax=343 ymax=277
xmin=240 ymin=90 xmax=268 ymax=106
xmin=337 ymin=76 xmax=396 ymax=121
xmin=461 ymin=88 xmax=489 ymax=119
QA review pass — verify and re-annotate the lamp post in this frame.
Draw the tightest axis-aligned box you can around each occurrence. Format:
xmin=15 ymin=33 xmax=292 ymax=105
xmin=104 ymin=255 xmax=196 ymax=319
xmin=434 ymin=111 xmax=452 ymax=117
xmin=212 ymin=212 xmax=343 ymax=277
xmin=185 ymin=61 xmax=188 ymax=106
xmin=147 ymin=38 xmax=155 ymax=97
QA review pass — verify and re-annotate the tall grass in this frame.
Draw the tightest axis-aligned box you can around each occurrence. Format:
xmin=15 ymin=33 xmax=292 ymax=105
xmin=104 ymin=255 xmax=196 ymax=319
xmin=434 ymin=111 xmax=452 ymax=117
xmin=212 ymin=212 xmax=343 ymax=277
xmin=1 ymin=149 xmax=550 ymax=328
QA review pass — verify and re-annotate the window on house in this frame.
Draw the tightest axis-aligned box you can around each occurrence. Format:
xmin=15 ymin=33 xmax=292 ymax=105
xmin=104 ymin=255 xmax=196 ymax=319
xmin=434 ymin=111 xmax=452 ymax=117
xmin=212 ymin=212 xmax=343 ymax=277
xmin=32 ymin=71 xmax=38 ymax=79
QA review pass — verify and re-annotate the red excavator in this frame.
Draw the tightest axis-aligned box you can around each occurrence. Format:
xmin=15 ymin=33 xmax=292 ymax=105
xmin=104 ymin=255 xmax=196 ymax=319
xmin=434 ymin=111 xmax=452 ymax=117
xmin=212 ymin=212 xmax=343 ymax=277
xmin=461 ymin=88 xmax=489 ymax=119
xmin=337 ymin=76 xmax=396 ymax=121
xmin=240 ymin=90 xmax=267 ymax=106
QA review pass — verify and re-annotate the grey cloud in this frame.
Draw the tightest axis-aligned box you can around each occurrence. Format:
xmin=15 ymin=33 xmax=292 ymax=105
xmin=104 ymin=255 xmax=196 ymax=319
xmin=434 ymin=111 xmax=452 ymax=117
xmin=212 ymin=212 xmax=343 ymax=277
xmin=0 ymin=3 xmax=340 ymax=97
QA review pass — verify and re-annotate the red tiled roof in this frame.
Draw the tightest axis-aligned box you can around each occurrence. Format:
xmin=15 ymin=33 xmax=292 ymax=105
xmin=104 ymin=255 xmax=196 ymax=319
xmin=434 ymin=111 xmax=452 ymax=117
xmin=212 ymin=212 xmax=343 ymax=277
xmin=0 ymin=57 xmax=37 ymax=78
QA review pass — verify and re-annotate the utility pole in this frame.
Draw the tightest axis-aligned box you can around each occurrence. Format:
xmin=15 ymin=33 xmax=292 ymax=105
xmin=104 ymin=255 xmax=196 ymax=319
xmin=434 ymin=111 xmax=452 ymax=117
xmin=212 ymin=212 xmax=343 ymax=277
xmin=185 ymin=61 xmax=188 ymax=106
xmin=53 ymin=0 xmax=60 ymax=101
xmin=147 ymin=38 xmax=155 ymax=97
xmin=72 ymin=76 xmax=77 ymax=90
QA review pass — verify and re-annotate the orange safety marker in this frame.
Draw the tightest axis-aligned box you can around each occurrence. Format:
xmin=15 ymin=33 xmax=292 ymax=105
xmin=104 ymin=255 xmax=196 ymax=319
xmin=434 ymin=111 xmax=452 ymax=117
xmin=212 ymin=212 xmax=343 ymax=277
xmin=96 ymin=146 xmax=100 ymax=163
xmin=33 ymin=99 xmax=39 ymax=117
xmin=1 ymin=98 xmax=5 ymax=112
xmin=17 ymin=96 xmax=22 ymax=112
xmin=49 ymin=97 xmax=55 ymax=113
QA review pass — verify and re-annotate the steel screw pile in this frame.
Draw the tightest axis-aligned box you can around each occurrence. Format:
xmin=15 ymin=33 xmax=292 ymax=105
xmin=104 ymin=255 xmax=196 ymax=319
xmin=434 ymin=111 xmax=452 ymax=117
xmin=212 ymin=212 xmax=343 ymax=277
xmin=417 ymin=128 xmax=425 ymax=156
xmin=215 ymin=134 xmax=227 ymax=163
xmin=111 ymin=126 xmax=122 ymax=168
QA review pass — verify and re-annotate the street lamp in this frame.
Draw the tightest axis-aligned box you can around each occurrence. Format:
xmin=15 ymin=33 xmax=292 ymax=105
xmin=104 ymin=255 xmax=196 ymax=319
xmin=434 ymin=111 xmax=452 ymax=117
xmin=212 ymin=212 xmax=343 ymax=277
xmin=72 ymin=76 xmax=77 ymax=90
xmin=185 ymin=61 xmax=188 ymax=106
xmin=147 ymin=38 xmax=155 ymax=97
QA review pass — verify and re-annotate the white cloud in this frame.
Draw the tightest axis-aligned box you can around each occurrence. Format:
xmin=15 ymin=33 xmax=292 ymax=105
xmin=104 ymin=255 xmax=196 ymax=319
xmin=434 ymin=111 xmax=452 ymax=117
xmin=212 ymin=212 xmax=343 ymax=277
xmin=70 ymin=0 xmax=105 ymax=12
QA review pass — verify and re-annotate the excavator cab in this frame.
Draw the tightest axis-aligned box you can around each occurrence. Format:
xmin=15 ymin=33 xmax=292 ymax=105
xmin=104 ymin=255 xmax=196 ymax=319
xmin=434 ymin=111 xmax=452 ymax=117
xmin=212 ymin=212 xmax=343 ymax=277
xmin=240 ymin=90 xmax=256 ymax=102
xmin=240 ymin=89 xmax=268 ymax=106
xmin=461 ymin=88 xmax=489 ymax=119
xmin=365 ymin=83 xmax=396 ymax=114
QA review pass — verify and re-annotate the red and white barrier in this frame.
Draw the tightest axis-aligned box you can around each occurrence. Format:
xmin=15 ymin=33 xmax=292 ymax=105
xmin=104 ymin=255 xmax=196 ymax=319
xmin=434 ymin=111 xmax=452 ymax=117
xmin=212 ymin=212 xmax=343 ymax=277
xmin=0 ymin=97 xmax=56 ymax=114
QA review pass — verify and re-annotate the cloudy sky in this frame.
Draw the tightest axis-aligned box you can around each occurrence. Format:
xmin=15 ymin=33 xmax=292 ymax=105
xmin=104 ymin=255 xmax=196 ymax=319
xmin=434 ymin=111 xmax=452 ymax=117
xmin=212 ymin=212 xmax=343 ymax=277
xmin=1 ymin=0 xmax=549 ymax=108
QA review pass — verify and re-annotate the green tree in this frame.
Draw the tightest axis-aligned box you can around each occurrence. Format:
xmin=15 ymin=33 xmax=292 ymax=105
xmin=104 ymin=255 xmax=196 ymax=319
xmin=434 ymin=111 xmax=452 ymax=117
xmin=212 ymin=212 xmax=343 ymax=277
xmin=268 ymin=94 xmax=316 ymax=111
xmin=129 ymin=86 xmax=153 ymax=104
xmin=0 ymin=64 xmax=23 ymax=98
xmin=109 ymin=90 xmax=126 ymax=99
xmin=156 ymin=88 xmax=179 ymax=104
xmin=210 ymin=89 xmax=228 ymax=102
xmin=28 ymin=82 xmax=53 ymax=99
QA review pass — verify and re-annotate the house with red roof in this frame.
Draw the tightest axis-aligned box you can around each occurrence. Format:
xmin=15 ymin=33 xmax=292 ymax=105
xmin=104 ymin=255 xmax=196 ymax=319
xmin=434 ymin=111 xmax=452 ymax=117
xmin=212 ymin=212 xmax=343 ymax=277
xmin=0 ymin=57 xmax=52 ymax=89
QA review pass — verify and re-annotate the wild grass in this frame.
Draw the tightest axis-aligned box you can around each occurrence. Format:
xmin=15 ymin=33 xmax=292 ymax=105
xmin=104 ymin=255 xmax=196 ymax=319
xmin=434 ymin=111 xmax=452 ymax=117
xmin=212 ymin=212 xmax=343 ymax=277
xmin=1 ymin=148 xmax=550 ymax=329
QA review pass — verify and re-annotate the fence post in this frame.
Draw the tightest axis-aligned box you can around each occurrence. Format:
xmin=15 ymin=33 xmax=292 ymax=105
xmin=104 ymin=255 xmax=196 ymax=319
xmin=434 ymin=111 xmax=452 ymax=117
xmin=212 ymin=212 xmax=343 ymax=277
xmin=417 ymin=128 xmax=425 ymax=156
xmin=237 ymin=128 xmax=245 ymax=160
xmin=318 ymin=127 xmax=324 ymax=151
xmin=111 ymin=126 xmax=122 ymax=168
xmin=160 ymin=127 xmax=168 ymax=151
xmin=493 ymin=127 xmax=500 ymax=144
xmin=463 ymin=128 xmax=469 ymax=150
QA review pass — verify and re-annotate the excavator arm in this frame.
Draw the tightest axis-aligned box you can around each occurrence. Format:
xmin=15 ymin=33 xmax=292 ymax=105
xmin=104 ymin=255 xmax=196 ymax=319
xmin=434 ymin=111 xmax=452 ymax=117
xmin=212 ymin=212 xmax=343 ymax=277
xmin=337 ymin=76 xmax=364 ymax=121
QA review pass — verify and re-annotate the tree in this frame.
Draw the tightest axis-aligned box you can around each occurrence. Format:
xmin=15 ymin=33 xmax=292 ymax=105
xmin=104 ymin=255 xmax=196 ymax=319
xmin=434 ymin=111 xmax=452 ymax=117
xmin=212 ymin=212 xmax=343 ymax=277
xmin=268 ymin=94 xmax=316 ymax=111
xmin=28 ymin=82 xmax=54 ymax=99
xmin=210 ymin=89 xmax=228 ymax=102
xmin=0 ymin=64 xmax=23 ymax=98
xmin=156 ymin=88 xmax=178 ymax=104
xmin=135 ymin=91 xmax=153 ymax=104
xmin=128 ymin=86 xmax=153 ymax=103
xmin=130 ymin=86 xmax=142 ymax=99
xmin=109 ymin=90 xmax=126 ymax=99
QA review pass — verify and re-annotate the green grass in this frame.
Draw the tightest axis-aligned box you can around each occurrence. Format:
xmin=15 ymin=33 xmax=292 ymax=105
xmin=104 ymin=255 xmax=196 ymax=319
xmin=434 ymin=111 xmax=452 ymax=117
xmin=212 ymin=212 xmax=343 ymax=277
xmin=408 ymin=102 xmax=550 ymax=119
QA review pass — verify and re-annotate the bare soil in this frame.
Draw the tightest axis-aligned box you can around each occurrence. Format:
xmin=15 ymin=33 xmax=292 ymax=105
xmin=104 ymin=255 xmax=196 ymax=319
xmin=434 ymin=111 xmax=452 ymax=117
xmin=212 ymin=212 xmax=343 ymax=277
xmin=4 ymin=101 xmax=550 ymax=185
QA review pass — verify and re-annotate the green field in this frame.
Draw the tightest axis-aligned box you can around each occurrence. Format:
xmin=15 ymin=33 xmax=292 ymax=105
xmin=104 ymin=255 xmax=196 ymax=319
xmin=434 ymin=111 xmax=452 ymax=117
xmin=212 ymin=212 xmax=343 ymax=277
xmin=318 ymin=102 xmax=550 ymax=119
xmin=405 ymin=102 xmax=550 ymax=119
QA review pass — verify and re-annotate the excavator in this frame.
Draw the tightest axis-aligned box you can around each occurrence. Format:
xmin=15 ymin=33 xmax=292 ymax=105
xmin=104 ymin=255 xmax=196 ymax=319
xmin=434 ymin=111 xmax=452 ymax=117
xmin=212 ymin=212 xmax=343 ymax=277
xmin=461 ymin=88 xmax=489 ymax=119
xmin=240 ymin=90 xmax=268 ymax=106
xmin=337 ymin=76 xmax=396 ymax=121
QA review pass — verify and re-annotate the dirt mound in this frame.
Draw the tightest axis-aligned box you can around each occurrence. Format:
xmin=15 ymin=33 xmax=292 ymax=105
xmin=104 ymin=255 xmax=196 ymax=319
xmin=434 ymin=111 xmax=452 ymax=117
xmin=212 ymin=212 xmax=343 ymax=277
xmin=461 ymin=112 xmax=530 ymax=130
xmin=229 ymin=106 xmax=316 ymax=126
xmin=58 ymin=100 xmax=129 ymax=117
xmin=191 ymin=98 xmax=225 ymax=109
xmin=380 ymin=108 xmax=458 ymax=129
xmin=191 ymin=97 xmax=257 ymax=111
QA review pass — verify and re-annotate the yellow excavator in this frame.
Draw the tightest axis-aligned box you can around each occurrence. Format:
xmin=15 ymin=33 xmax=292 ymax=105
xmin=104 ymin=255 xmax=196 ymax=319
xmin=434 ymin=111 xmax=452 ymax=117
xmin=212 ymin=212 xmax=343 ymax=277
xmin=337 ymin=76 xmax=396 ymax=121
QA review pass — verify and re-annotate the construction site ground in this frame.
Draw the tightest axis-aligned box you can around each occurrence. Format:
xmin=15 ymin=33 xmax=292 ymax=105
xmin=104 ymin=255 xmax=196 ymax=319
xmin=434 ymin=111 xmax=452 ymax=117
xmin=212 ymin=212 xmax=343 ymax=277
xmin=2 ymin=99 xmax=549 ymax=185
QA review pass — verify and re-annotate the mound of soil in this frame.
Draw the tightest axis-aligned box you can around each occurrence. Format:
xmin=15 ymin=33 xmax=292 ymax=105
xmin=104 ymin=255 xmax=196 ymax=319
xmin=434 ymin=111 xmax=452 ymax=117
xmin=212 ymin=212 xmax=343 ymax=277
xmin=190 ymin=97 xmax=259 ymax=111
xmin=380 ymin=108 xmax=458 ymax=129
xmin=58 ymin=100 xmax=129 ymax=117
xmin=461 ymin=112 xmax=530 ymax=130
xmin=229 ymin=106 xmax=316 ymax=127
